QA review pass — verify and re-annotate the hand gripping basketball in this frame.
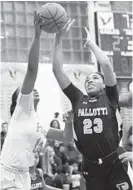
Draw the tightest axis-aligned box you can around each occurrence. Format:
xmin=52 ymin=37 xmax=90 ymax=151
xmin=34 ymin=10 xmax=44 ymax=36
xmin=56 ymin=18 xmax=75 ymax=38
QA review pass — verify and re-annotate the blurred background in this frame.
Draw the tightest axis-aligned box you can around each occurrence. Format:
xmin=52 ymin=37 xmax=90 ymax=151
xmin=0 ymin=1 xmax=132 ymax=150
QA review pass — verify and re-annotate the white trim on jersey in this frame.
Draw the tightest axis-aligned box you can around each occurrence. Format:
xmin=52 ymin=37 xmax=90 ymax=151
xmin=115 ymin=109 xmax=122 ymax=130
xmin=115 ymin=108 xmax=123 ymax=145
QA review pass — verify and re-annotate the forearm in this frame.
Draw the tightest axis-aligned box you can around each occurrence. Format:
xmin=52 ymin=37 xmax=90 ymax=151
xmin=52 ymin=35 xmax=63 ymax=72
xmin=63 ymin=121 xmax=73 ymax=144
xmin=86 ymin=39 xmax=116 ymax=86
xmin=86 ymin=41 xmax=110 ymax=67
xmin=28 ymin=34 xmax=40 ymax=73
xmin=21 ymin=33 xmax=40 ymax=94
xmin=46 ymin=127 xmax=64 ymax=142
xmin=52 ymin=34 xmax=71 ymax=89
xmin=47 ymin=121 xmax=73 ymax=144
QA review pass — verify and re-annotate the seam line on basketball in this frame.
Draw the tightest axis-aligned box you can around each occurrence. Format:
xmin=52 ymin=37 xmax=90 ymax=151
xmin=39 ymin=14 xmax=65 ymax=27
xmin=40 ymin=21 xmax=67 ymax=31
xmin=49 ymin=12 xmax=66 ymax=31
xmin=47 ymin=7 xmax=60 ymax=31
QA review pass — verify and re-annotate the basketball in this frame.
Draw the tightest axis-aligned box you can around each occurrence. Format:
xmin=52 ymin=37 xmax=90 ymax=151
xmin=37 ymin=3 xmax=68 ymax=33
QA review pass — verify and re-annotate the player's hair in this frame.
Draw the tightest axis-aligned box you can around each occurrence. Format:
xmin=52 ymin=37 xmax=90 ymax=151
xmin=10 ymin=87 xmax=20 ymax=116
xmin=88 ymin=72 xmax=104 ymax=81
xmin=10 ymin=87 xmax=39 ymax=116
xmin=95 ymin=72 xmax=104 ymax=81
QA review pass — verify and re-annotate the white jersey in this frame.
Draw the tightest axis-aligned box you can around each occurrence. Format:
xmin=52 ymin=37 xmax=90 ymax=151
xmin=0 ymin=92 xmax=47 ymax=170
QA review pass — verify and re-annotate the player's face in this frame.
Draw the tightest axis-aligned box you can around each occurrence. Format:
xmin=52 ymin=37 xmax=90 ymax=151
xmin=85 ymin=73 xmax=105 ymax=96
xmin=34 ymin=152 xmax=39 ymax=166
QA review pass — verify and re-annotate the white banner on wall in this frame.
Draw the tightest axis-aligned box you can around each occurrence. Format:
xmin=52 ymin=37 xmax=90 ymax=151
xmin=1 ymin=63 xmax=96 ymax=129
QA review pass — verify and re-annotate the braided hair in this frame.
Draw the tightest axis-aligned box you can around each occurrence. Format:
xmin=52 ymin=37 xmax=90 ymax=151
xmin=10 ymin=87 xmax=20 ymax=116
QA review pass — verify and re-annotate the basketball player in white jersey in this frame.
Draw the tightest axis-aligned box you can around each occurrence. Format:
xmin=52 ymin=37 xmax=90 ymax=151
xmin=0 ymin=10 xmax=73 ymax=190
xmin=0 ymin=10 xmax=44 ymax=190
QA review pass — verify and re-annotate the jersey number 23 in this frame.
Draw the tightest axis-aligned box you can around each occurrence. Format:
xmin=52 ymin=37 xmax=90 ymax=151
xmin=83 ymin=118 xmax=103 ymax=134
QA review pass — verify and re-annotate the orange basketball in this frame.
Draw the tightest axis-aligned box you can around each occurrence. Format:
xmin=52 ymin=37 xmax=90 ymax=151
xmin=38 ymin=3 xmax=68 ymax=33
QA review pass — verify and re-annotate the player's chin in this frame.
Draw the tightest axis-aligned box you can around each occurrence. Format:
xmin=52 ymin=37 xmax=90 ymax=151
xmin=87 ymin=89 xmax=98 ymax=96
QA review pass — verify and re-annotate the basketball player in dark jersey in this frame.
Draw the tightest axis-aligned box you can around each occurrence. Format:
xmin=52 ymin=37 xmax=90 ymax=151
xmin=52 ymin=20 xmax=132 ymax=190
xmin=30 ymin=151 xmax=62 ymax=190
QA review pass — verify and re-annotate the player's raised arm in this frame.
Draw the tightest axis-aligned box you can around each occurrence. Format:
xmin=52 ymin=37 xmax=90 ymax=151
xmin=52 ymin=19 xmax=75 ymax=90
xmin=21 ymin=11 xmax=43 ymax=95
xmin=84 ymin=27 xmax=116 ymax=87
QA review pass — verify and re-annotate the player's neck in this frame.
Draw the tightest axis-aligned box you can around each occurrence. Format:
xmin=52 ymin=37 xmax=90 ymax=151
xmin=88 ymin=91 xmax=103 ymax=100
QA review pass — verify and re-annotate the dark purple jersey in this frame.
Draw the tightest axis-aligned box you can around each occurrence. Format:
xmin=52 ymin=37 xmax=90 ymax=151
xmin=31 ymin=168 xmax=43 ymax=190
xmin=63 ymin=83 xmax=122 ymax=160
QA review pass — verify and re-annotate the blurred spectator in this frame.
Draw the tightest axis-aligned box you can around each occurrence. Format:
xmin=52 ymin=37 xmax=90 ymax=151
xmin=126 ymin=126 xmax=133 ymax=152
xmin=69 ymin=159 xmax=81 ymax=190
xmin=50 ymin=119 xmax=60 ymax=129
xmin=66 ymin=142 xmax=82 ymax=165
xmin=30 ymin=151 xmax=44 ymax=189
xmin=57 ymin=143 xmax=69 ymax=166
xmin=54 ymin=112 xmax=60 ymax=119
xmin=43 ymin=145 xmax=55 ymax=176
xmin=53 ymin=165 xmax=71 ymax=189
xmin=1 ymin=122 xmax=8 ymax=150
xmin=53 ymin=140 xmax=60 ymax=151
xmin=53 ymin=140 xmax=62 ymax=174
xmin=43 ymin=145 xmax=55 ymax=187
xmin=30 ymin=151 xmax=61 ymax=190
xmin=119 ymin=126 xmax=133 ymax=168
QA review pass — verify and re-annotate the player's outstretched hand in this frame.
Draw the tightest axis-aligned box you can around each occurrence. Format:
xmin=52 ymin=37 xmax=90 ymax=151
xmin=84 ymin=27 xmax=92 ymax=48
xmin=34 ymin=10 xmax=44 ymax=36
xmin=119 ymin=151 xmax=133 ymax=164
xmin=56 ymin=18 xmax=75 ymax=38
xmin=63 ymin=110 xmax=74 ymax=123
